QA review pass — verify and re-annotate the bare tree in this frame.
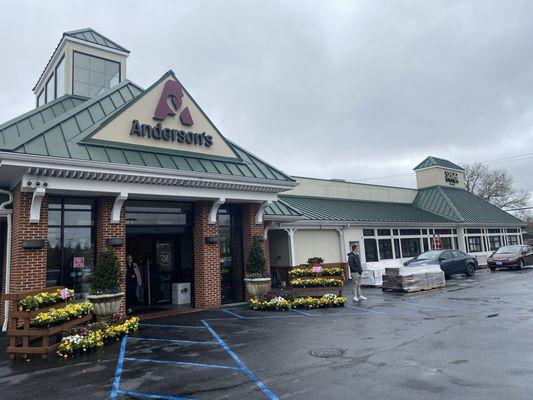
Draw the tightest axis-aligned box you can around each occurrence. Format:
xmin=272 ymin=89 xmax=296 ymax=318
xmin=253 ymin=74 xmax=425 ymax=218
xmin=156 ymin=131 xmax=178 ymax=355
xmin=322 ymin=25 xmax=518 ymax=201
xmin=464 ymin=162 xmax=530 ymax=209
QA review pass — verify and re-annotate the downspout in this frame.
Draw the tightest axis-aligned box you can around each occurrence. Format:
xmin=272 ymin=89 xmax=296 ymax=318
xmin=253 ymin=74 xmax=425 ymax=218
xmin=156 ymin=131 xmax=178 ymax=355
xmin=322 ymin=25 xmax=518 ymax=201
xmin=1 ymin=189 xmax=13 ymax=332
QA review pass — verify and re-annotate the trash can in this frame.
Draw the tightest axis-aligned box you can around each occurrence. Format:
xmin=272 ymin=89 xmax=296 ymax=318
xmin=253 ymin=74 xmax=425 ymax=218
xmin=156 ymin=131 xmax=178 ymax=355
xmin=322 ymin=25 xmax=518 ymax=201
xmin=172 ymin=283 xmax=191 ymax=305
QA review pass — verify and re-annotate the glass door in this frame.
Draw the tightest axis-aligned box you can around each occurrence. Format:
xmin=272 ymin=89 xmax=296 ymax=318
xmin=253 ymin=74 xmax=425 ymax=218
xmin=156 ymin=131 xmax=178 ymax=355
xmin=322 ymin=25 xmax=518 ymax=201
xmin=153 ymin=238 xmax=175 ymax=303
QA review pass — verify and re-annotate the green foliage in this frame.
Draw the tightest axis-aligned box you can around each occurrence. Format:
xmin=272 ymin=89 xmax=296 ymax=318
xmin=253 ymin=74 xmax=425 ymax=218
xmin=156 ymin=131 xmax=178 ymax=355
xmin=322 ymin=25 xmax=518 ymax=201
xmin=91 ymin=250 xmax=121 ymax=294
xmin=246 ymin=239 xmax=267 ymax=277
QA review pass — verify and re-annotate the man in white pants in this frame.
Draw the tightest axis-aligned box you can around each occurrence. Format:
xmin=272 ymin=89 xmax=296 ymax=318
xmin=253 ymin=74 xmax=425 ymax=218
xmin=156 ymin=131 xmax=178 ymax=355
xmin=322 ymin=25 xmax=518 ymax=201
xmin=348 ymin=244 xmax=367 ymax=302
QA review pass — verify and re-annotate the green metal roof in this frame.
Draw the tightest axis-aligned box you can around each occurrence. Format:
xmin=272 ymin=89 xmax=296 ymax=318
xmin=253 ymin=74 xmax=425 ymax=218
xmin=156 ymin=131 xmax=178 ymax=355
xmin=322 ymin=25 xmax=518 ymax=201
xmin=64 ymin=28 xmax=130 ymax=53
xmin=265 ymin=199 xmax=304 ymax=218
xmin=414 ymin=156 xmax=465 ymax=171
xmin=414 ymin=186 xmax=523 ymax=225
xmin=279 ymin=195 xmax=454 ymax=223
xmin=0 ymin=95 xmax=87 ymax=148
xmin=1 ymin=78 xmax=294 ymax=184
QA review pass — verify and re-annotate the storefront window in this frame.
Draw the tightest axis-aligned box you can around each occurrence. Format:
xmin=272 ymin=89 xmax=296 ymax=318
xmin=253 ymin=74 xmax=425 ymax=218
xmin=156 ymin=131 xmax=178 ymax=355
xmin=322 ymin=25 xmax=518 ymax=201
xmin=219 ymin=206 xmax=243 ymax=303
xmin=400 ymin=229 xmax=420 ymax=236
xmin=467 ymin=236 xmax=482 ymax=252
xmin=400 ymin=238 xmax=421 ymax=258
xmin=125 ymin=201 xmax=191 ymax=225
xmin=364 ymin=238 xmax=378 ymax=262
xmin=489 ymin=236 xmax=502 ymax=251
xmin=363 ymin=229 xmax=375 ymax=237
xmin=378 ymin=239 xmax=393 ymax=260
xmin=47 ymin=197 xmax=95 ymax=300
xmin=377 ymin=229 xmax=391 ymax=236
xmin=394 ymin=239 xmax=401 ymax=258
xmin=508 ymin=235 xmax=519 ymax=245
xmin=441 ymin=237 xmax=453 ymax=249
xmin=73 ymin=51 xmax=120 ymax=97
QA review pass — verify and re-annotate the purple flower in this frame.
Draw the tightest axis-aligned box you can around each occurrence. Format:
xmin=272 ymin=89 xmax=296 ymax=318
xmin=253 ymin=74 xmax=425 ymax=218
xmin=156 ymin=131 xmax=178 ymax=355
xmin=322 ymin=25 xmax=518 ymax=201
xmin=60 ymin=288 xmax=71 ymax=300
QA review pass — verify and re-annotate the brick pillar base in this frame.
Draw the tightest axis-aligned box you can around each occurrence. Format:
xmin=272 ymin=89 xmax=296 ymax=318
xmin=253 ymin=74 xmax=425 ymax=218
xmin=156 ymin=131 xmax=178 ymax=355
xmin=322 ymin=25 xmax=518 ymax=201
xmin=96 ymin=197 xmax=126 ymax=314
xmin=242 ymin=203 xmax=270 ymax=300
xmin=193 ymin=201 xmax=221 ymax=309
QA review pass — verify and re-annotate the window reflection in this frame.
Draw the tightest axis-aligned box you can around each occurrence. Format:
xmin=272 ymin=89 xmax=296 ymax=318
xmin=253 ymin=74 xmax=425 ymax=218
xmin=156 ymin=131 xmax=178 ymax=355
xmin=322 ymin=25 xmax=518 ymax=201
xmin=73 ymin=52 xmax=120 ymax=97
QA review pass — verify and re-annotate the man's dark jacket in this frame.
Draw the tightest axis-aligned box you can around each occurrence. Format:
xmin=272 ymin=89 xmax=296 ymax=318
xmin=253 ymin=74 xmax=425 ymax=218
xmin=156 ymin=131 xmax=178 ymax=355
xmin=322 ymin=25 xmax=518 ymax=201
xmin=348 ymin=251 xmax=362 ymax=274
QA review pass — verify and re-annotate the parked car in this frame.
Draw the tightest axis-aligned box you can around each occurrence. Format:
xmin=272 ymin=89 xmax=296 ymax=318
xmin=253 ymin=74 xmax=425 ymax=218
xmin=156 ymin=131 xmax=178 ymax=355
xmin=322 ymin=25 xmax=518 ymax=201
xmin=404 ymin=249 xmax=478 ymax=277
xmin=487 ymin=245 xmax=533 ymax=271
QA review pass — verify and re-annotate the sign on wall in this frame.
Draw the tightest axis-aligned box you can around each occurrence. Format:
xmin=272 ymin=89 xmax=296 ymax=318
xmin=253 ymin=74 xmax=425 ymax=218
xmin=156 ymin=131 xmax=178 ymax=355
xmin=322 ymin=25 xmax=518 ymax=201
xmin=444 ymin=170 xmax=459 ymax=185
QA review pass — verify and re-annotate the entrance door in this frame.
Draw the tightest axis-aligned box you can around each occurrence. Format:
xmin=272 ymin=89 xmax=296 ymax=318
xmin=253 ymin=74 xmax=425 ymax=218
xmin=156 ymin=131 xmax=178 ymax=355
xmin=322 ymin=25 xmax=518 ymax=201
xmin=153 ymin=237 xmax=176 ymax=304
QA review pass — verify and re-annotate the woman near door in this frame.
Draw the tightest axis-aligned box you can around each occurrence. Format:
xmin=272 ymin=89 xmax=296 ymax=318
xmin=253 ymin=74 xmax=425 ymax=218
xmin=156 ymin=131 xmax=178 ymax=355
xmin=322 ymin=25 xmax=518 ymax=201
xmin=126 ymin=254 xmax=142 ymax=312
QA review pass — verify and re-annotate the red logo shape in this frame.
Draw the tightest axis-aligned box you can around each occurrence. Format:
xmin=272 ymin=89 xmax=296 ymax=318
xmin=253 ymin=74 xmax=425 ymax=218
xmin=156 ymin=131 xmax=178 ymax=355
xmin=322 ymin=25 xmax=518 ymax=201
xmin=153 ymin=80 xmax=193 ymax=126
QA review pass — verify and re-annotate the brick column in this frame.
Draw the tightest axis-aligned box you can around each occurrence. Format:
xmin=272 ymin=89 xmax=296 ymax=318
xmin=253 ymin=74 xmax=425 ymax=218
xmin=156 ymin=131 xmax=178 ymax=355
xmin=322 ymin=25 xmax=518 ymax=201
xmin=96 ymin=197 xmax=126 ymax=313
xmin=193 ymin=201 xmax=221 ymax=308
xmin=242 ymin=203 xmax=270 ymax=300
xmin=1 ymin=185 xmax=49 ymax=322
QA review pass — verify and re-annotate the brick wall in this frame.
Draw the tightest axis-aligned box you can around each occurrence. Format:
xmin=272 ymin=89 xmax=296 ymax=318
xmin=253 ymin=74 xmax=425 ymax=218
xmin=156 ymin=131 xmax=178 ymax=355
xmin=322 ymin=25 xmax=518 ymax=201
xmin=193 ymin=201 xmax=221 ymax=309
xmin=0 ymin=185 xmax=48 ymax=322
xmin=96 ymin=197 xmax=126 ymax=313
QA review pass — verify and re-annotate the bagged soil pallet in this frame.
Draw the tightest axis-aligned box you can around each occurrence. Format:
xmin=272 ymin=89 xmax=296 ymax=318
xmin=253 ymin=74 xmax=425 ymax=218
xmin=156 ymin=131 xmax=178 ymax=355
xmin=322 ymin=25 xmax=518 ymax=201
xmin=382 ymin=264 xmax=445 ymax=293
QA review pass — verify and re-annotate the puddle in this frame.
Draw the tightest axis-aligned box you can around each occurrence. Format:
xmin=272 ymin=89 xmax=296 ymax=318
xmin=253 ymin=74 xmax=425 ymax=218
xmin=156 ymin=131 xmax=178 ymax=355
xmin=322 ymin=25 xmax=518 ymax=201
xmin=449 ymin=359 xmax=468 ymax=365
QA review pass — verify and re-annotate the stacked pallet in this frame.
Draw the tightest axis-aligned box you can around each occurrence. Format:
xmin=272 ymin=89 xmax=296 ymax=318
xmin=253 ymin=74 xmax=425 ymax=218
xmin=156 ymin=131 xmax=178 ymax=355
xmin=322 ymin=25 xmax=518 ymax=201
xmin=382 ymin=264 xmax=445 ymax=293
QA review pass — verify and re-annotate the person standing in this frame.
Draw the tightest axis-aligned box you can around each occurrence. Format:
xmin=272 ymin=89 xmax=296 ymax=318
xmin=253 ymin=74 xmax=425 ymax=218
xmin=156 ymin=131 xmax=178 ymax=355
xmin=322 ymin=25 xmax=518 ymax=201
xmin=348 ymin=244 xmax=367 ymax=302
xmin=126 ymin=254 xmax=142 ymax=312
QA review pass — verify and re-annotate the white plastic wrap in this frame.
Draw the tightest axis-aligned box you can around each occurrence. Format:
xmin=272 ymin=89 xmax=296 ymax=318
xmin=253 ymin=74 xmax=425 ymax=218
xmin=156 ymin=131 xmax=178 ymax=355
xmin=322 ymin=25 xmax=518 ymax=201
xmin=382 ymin=263 xmax=445 ymax=293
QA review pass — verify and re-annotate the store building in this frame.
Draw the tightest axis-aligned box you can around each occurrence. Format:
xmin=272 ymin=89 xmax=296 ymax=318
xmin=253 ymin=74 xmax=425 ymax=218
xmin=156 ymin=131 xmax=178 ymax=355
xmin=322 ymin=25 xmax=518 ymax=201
xmin=266 ymin=157 xmax=525 ymax=286
xmin=0 ymin=29 xmax=524 ymax=328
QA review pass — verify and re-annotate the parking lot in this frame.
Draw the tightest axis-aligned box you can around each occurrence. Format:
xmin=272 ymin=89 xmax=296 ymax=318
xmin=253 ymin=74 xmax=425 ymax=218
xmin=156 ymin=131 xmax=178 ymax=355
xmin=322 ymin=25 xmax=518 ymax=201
xmin=2 ymin=268 xmax=533 ymax=400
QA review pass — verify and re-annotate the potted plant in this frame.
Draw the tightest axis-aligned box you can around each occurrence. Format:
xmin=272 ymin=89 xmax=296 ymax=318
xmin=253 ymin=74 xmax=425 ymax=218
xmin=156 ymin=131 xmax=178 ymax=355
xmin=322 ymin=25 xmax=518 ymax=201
xmin=88 ymin=250 xmax=124 ymax=321
xmin=307 ymin=257 xmax=324 ymax=267
xmin=244 ymin=239 xmax=271 ymax=299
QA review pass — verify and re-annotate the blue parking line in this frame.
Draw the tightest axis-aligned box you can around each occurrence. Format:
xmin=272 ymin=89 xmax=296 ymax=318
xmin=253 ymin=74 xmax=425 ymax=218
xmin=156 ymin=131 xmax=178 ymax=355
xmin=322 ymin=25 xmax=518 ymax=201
xmin=124 ymin=356 xmax=242 ymax=371
xmin=128 ymin=337 xmax=217 ymax=345
xmin=116 ymin=389 xmax=196 ymax=400
xmin=140 ymin=323 xmax=206 ymax=329
xmin=289 ymin=308 xmax=313 ymax=316
xmin=220 ymin=308 xmax=246 ymax=319
xmin=110 ymin=334 xmax=128 ymax=399
xmin=202 ymin=320 xmax=279 ymax=400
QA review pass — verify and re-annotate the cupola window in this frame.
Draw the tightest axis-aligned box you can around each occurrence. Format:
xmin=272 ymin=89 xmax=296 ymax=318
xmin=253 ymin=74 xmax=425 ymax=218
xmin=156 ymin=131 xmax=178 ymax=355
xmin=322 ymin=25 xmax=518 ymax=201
xmin=73 ymin=51 xmax=120 ymax=97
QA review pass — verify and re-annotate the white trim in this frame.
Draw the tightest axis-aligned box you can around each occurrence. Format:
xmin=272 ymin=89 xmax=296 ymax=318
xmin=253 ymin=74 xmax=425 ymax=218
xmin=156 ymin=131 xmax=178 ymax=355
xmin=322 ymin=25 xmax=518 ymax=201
xmin=29 ymin=187 xmax=46 ymax=223
xmin=284 ymin=228 xmax=297 ymax=267
xmin=208 ymin=198 xmax=225 ymax=224
xmin=65 ymin=36 xmax=130 ymax=57
xmin=111 ymin=192 xmax=128 ymax=224
xmin=255 ymin=201 xmax=272 ymax=224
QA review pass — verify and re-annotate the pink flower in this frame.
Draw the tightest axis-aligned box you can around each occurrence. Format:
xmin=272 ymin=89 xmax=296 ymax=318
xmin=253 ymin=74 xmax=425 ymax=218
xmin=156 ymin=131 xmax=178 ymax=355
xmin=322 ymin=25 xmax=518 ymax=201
xmin=60 ymin=288 xmax=71 ymax=300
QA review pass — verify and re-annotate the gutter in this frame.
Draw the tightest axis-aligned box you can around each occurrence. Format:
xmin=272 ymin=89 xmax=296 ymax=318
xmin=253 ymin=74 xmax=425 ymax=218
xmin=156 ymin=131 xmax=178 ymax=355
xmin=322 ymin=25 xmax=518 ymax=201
xmin=0 ymin=189 xmax=12 ymax=332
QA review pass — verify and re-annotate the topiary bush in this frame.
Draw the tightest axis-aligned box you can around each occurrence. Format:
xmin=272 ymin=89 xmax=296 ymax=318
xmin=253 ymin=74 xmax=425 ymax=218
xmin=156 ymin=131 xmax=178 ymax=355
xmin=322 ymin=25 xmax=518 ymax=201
xmin=90 ymin=250 xmax=121 ymax=295
xmin=246 ymin=239 xmax=268 ymax=278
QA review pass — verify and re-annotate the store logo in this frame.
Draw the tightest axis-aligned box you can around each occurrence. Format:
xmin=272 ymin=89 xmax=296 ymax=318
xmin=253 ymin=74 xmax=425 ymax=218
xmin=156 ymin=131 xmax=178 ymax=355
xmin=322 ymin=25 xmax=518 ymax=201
xmin=153 ymin=80 xmax=193 ymax=126
xmin=444 ymin=170 xmax=459 ymax=185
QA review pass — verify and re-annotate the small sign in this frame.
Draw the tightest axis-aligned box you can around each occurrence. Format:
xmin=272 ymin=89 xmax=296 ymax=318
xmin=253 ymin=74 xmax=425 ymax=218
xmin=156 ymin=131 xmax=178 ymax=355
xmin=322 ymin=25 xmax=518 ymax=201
xmin=312 ymin=266 xmax=323 ymax=273
xmin=73 ymin=257 xmax=85 ymax=269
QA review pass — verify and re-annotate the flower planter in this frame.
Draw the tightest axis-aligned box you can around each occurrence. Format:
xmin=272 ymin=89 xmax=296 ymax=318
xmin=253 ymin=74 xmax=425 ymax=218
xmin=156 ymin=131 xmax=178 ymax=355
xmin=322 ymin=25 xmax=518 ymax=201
xmin=88 ymin=292 xmax=124 ymax=320
xmin=244 ymin=278 xmax=271 ymax=299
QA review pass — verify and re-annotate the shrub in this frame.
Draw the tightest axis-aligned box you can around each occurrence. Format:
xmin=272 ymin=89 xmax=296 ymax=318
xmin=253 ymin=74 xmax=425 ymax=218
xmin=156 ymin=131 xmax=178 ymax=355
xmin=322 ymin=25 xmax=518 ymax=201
xmin=91 ymin=250 xmax=121 ymax=295
xmin=307 ymin=257 xmax=324 ymax=265
xmin=246 ymin=239 xmax=268 ymax=278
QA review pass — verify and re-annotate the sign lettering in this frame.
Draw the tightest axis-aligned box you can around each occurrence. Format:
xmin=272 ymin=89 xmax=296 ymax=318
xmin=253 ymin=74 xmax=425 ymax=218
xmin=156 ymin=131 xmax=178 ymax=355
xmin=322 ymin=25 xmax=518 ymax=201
xmin=444 ymin=170 xmax=459 ymax=185
xmin=130 ymin=120 xmax=213 ymax=147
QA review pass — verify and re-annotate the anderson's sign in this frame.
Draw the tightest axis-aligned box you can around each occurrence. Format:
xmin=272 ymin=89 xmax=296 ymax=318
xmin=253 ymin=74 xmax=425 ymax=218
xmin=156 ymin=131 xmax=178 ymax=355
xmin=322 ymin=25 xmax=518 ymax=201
xmin=130 ymin=120 xmax=213 ymax=147
xmin=129 ymin=80 xmax=213 ymax=148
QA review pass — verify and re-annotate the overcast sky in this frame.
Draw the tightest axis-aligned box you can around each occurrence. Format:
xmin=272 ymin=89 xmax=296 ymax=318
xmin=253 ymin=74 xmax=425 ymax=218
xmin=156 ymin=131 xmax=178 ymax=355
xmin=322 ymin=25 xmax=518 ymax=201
xmin=1 ymin=0 xmax=532 ymax=199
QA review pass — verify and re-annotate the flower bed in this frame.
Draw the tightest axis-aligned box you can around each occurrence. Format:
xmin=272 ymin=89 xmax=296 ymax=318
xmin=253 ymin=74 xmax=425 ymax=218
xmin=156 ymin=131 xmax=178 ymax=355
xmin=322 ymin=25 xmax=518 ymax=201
xmin=288 ymin=267 xmax=344 ymax=279
xmin=57 ymin=316 xmax=139 ymax=358
xmin=17 ymin=288 xmax=74 ymax=312
xmin=290 ymin=277 xmax=344 ymax=288
xmin=249 ymin=294 xmax=346 ymax=311
xmin=31 ymin=302 xmax=93 ymax=328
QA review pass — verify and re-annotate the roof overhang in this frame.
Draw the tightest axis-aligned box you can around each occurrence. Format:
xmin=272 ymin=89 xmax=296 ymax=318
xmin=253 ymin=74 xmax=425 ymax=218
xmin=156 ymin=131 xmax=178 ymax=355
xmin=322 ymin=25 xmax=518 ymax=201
xmin=0 ymin=151 xmax=298 ymax=195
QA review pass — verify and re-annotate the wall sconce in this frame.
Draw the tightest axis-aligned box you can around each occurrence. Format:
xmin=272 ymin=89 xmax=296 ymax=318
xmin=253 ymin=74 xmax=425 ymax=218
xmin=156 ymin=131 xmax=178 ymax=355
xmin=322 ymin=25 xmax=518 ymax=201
xmin=205 ymin=236 xmax=220 ymax=244
xmin=106 ymin=238 xmax=123 ymax=247
xmin=22 ymin=239 xmax=44 ymax=249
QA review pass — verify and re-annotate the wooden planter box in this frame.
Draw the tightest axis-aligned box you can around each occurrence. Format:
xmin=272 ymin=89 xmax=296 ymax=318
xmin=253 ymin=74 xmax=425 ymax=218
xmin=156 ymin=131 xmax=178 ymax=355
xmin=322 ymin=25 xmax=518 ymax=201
xmin=2 ymin=287 xmax=92 ymax=360
xmin=289 ymin=266 xmax=345 ymax=298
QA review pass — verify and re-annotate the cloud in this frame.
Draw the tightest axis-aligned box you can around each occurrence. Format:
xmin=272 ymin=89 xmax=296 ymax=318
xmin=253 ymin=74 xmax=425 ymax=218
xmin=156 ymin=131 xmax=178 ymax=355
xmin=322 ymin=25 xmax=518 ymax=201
xmin=0 ymin=0 xmax=532 ymax=196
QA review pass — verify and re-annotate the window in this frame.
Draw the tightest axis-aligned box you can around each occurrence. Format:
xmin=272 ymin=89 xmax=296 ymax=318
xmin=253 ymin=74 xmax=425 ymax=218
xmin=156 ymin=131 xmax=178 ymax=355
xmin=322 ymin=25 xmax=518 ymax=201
xmin=466 ymin=229 xmax=482 ymax=234
xmin=422 ymin=237 xmax=430 ymax=252
xmin=37 ymin=90 xmax=44 ymax=107
xmin=421 ymin=229 xmax=428 ymax=235
xmin=47 ymin=197 xmax=95 ymax=300
xmin=219 ymin=206 xmax=243 ymax=303
xmin=45 ymin=73 xmax=55 ymax=103
xmin=73 ymin=51 xmax=120 ymax=97
xmin=394 ymin=239 xmax=401 ymax=258
xmin=378 ymin=239 xmax=393 ymax=260
xmin=363 ymin=229 xmax=375 ymax=237
xmin=400 ymin=229 xmax=420 ymax=236
xmin=392 ymin=229 xmax=399 ymax=235
xmin=441 ymin=237 xmax=453 ymax=249
xmin=488 ymin=228 xmax=501 ymax=234
xmin=125 ymin=200 xmax=192 ymax=225
xmin=401 ymin=238 xmax=421 ymax=257
xmin=467 ymin=236 xmax=482 ymax=252
xmin=507 ymin=228 xmax=520 ymax=233
xmin=489 ymin=236 xmax=502 ymax=251
xmin=440 ymin=251 xmax=453 ymax=260
xmin=377 ymin=229 xmax=391 ymax=236
xmin=435 ymin=229 xmax=452 ymax=235
xmin=55 ymin=56 xmax=65 ymax=98
xmin=364 ymin=239 xmax=378 ymax=262
xmin=508 ymin=235 xmax=519 ymax=245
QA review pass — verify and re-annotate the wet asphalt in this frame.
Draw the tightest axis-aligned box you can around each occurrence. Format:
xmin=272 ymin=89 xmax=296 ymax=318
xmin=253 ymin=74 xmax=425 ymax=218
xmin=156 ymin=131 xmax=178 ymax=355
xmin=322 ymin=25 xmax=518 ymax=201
xmin=1 ymin=268 xmax=533 ymax=400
